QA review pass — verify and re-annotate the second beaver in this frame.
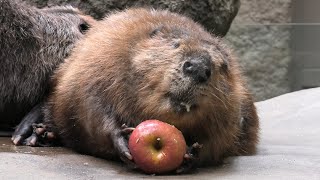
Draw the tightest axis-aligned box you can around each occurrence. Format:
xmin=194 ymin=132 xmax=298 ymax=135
xmin=0 ymin=0 xmax=95 ymax=142
xmin=43 ymin=8 xmax=259 ymax=170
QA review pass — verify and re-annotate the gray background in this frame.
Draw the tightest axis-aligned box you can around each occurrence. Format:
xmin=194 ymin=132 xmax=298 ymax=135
xmin=226 ymin=0 xmax=292 ymax=101
xmin=226 ymin=0 xmax=320 ymax=101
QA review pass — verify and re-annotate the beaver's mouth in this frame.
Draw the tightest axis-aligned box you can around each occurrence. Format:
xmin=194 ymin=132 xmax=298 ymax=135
xmin=166 ymin=92 xmax=197 ymax=113
xmin=171 ymin=100 xmax=196 ymax=113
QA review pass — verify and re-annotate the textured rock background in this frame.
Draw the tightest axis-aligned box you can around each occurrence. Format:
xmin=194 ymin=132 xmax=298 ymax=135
xmin=226 ymin=0 xmax=292 ymax=101
xmin=24 ymin=0 xmax=240 ymax=37
xmin=290 ymin=0 xmax=320 ymax=91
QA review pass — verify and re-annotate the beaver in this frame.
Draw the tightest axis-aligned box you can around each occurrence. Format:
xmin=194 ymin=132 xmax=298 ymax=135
xmin=0 ymin=0 xmax=95 ymax=142
xmin=43 ymin=8 xmax=259 ymax=171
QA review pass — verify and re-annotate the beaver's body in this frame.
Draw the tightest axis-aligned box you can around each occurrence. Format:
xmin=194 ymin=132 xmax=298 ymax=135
xmin=0 ymin=0 xmax=94 ymax=132
xmin=45 ymin=8 xmax=259 ymax=167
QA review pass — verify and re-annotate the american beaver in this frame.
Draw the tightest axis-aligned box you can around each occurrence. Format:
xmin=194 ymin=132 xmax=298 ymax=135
xmin=43 ymin=8 xmax=259 ymax=170
xmin=0 ymin=0 xmax=95 ymax=142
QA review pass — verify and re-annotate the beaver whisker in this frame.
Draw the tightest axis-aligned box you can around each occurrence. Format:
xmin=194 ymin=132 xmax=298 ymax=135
xmin=207 ymin=91 xmax=228 ymax=109
xmin=213 ymin=85 xmax=228 ymax=97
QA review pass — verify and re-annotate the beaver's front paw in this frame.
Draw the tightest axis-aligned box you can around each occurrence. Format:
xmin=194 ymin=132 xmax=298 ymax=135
xmin=112 ymin=125 xmax=137 ymax=169
xmin=176 ymin=142 xmax=203 ymax=174
xmin=13 ymin=122 xmax=57 ymax=147
xmin=121 ymin=123 xmax=135 ymax=137
xmin=12 ymin=104 xmax=43 ymax=146
xmin=25 ymin=123 xmax=57 ymax=146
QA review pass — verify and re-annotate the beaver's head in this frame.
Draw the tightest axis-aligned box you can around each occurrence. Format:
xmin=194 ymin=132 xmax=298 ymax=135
xmin=40 ymin=6 xmax=96 ymax=58
xmin=86 ymin=9 xmax=243 ymax=128
xmin=117 ymin=10 xmax=244 ymax=127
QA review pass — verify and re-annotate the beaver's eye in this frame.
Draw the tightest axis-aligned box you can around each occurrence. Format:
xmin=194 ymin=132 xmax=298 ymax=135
xmin=79 ymin=21 xmax=90 ymax=34
xmin=173 ymin=42 xmax=180 ymax=49
xmin=150 ymin=26 xmax=164 ymax=38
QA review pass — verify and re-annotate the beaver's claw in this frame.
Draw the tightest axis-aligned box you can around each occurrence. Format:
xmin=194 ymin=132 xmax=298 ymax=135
xmin=176 ymin=142 xmax=203 ymax=174
xmin=23 ymin=123 xmax=57 ymax=146
xmin=121 ymin=123 xmax=135 ymax=135
xmin=12 ymin=104 xmax=43 ymax=146
xmin=113 ymin=124 xmax=137 ymax=169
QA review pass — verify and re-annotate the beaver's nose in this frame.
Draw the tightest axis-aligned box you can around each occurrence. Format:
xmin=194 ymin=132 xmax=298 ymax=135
xmin=183 ymin=56 xmax=212 ymax=83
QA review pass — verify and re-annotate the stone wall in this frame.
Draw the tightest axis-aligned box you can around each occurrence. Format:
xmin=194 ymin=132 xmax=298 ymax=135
xmin=24 ymin=0 xmax=240 ymax=37
xmin=225 ymin=0 xmax=292 ymax=101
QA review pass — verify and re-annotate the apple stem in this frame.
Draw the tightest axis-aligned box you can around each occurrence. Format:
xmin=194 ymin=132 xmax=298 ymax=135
xmin=154 ymin=137 xmax=162 ymax=150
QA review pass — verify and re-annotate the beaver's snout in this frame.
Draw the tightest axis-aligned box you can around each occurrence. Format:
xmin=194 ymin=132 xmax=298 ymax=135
xmin=182 ymin=52 xmax=212 ymax=84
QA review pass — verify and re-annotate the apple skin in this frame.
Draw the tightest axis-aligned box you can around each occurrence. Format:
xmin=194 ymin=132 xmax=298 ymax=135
xmin=128 ymin=120 xmax=187 ymax=174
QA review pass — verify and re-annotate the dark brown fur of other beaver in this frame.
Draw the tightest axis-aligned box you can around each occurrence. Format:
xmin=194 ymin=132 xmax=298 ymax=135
xmin=44 ymin=8 xmax=259 ymax=170
xmin=0 ymin=0 xmax=95 ymax=141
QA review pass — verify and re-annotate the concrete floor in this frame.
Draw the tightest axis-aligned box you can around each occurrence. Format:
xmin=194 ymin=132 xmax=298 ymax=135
xmin=1 ymin=88 xmax=320 ymax=180
xmin=0 ymin=137 xmax=244 ymax=180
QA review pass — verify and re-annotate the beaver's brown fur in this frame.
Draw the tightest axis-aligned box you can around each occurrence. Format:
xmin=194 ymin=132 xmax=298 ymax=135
xmin=0 ymin=0 xmax=95 ymax=133
xmin=45 ymin=8 xmax=259 ymax=167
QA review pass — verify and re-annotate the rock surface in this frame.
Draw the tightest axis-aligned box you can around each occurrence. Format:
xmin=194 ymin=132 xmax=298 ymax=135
xmin=24 ymin=0 xmax=240 ymax=37
xmin=226 ymin=0 xmax=292 ymax=101
xmin=1 ymin=88 xmax=320 ymax=179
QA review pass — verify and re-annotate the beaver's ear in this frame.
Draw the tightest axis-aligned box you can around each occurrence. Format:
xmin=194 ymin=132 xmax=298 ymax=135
xmin=150 ymin=25 xmax=164 ymax=37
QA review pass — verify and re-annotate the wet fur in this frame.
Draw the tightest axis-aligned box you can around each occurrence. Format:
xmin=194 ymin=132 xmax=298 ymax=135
xmin=0 ymin=0 xmax=95 ymax=130
xmin=45 ymin=9 xmax=259 ymax=166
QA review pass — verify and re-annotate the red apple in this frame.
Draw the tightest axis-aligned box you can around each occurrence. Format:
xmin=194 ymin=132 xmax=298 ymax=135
xmin=128 ymin=120 xmax=187 ymax=174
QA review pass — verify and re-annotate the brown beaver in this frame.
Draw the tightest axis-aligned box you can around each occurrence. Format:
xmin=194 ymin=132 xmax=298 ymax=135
xmin=0 ymin=0 xmax=95 ymax=141
xmin=43 ymin=8 xmax=259 ymax=171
